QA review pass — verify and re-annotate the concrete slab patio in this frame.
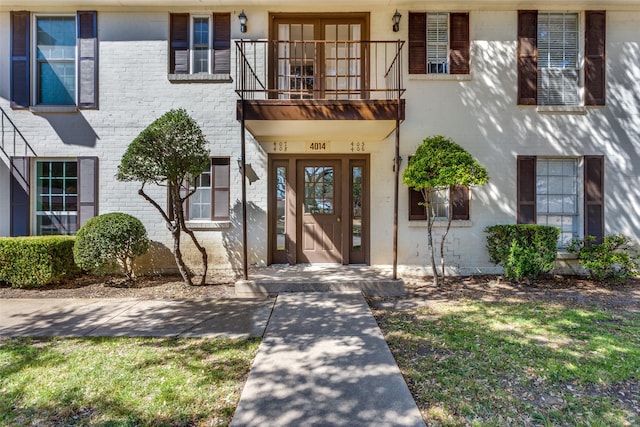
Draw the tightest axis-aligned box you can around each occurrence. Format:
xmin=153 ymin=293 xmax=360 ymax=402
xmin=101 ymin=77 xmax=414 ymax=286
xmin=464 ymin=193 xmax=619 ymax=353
xmin=231 ymin=293 xmax=426 ymax=427
xmin=0 ymin=298 xmax=275 ymax=338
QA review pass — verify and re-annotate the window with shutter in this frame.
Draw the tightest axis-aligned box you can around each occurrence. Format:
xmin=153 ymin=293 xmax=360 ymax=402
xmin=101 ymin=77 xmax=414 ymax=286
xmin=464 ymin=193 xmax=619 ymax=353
xmin=517 ymin=155 xmax=604 ymax=248
xmin=188 ymin=158 xmax=230 ymax=221
xmin=170 ymin=13 xmax=231 ymax=78
xmin=517 ymin=10 xmax=606 ymax=106
xmin=408 ymin=186 xmax=469 ymax=221
xmin=10 ymin=11 xmax=98 ymax=109
xmin=408 ymin=12 xmax=470 ymax=75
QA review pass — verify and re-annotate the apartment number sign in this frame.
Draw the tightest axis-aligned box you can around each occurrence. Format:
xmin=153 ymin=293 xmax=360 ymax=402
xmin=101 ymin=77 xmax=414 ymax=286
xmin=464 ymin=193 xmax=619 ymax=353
xmin=351 ymin=141 xmax=366 ymax=152
xmin=305 ymin=140 xmax=331 ymax=152
xmin=272 ymin=141 xmax=288 ymax=152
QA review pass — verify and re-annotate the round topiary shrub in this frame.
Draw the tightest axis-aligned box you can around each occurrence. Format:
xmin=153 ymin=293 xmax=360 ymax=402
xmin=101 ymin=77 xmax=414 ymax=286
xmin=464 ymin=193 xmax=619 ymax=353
xmin=74 ymin=213 xmax=149 ymax=280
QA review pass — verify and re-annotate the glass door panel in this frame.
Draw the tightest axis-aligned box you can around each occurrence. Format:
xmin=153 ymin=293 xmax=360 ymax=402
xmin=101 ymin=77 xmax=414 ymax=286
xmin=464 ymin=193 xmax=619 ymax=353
xmin=324 ymin=24 xmax=361 ymax=99
xmin=278 ymin=23 xmax=316 ymax=99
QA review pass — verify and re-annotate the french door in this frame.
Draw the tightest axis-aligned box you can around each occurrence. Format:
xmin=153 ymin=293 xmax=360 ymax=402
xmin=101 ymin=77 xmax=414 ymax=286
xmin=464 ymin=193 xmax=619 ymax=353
xmin=270 ymin=13 xmax=369 ymax=99
xmin=269 ymin=155 xmax=368 ymax=265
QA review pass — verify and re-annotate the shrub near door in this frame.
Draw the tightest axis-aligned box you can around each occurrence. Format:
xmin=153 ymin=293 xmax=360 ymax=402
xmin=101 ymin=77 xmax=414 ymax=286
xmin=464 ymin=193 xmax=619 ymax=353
xmin=0 ymin=236 xmax=79 ymax=288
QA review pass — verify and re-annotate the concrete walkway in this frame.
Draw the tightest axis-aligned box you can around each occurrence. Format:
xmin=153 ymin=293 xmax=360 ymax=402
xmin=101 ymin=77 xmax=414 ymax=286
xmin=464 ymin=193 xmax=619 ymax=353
xmin=1 ymin=294 xmax=425 ymax=426
xmin=0 ymin=298 xmax=274 ymax=338
xmin=231 ymin=293 xmax=425 ymax=427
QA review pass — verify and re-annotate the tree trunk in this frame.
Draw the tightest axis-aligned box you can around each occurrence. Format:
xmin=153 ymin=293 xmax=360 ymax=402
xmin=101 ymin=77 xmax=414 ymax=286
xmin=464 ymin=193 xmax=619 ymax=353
xmin=178 ymin=202 xmax=208 ymax=286
xmin=137 ymin=186 xmax=193 ymax=286
xmin=440 ymin=214 xmax=454 ymax=282
xmin=172 ymin=226 xmax=193 ymax=286
xmin=423 ymin=189 xmax=440 ymax=286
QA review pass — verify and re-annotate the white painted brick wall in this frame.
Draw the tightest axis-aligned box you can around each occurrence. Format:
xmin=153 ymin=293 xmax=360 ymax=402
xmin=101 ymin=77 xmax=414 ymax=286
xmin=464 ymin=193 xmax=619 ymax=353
xmin=1 ymin=6 xmax=639 ymax=276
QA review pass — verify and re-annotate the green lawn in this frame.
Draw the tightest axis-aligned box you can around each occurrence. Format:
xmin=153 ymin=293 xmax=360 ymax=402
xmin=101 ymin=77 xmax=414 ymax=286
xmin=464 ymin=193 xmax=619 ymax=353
xmin=0 ymin=337 xmax=260 ymax=426
xmin=375 ymin=300 xmax=640 ymax=427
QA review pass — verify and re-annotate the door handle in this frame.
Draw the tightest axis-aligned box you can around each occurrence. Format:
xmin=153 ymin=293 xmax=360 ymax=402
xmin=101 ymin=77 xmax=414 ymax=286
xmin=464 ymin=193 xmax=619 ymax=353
xmin=336 ymin=217 xmax=341 ymax=222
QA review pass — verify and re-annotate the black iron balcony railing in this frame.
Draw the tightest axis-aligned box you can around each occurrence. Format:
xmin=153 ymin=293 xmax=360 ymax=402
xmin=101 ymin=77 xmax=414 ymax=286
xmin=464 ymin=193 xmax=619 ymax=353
xmin=236 ymin=40 xmax=405 ymax=101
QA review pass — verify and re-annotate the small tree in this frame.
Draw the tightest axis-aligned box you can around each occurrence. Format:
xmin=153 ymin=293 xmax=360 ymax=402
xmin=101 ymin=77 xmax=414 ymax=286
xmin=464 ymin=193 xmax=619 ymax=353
xmin=403 ymin=136 xmax=489 ymax=285
xmin=116 ymin=109 xmax=210 ymax=286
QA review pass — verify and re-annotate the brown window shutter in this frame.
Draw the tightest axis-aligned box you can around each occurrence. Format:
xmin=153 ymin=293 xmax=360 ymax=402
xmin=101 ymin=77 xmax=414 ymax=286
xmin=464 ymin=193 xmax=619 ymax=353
xmin=10 ymin=11 xmax=30 ymax=109
xmin=78 ymin=157 xmax=99 ymax=229
xmin=212 ymin=13 xmax=231 ymax=74
xmin=585 ymin=11 xmax=606 ymax=106
xmin=78 ymin=11 xmax=98 ymax=109
xmin=409 ymin=188 xmax=427 ymax=220
xmin=212 ymin=158 xmax=230 ymax=220
xmin=451 ymin=186 xmax=470 ymax=220
xmin=517 ymin=11 xmax=537 ymax=105
xmin=10 ymin=157 xmax=30 ymax=236
xmin=517 ymin=156 xmax=536 ymax=224
xmin=170 ymin=13 xmax=189 ymax=74
xmin=408 ymin=12 xmax=427 ymax=74
xmin=584 ymin=155 xmax=604 ymax=244
xmin=449 ymin=13 xmax=470 ymax=75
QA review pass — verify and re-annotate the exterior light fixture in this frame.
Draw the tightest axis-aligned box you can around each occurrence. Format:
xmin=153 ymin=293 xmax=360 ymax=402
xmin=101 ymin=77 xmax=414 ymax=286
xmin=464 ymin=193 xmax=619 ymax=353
xmin=392 ymin=9 xmax=402 ymax=32
xmin=239 ymin=10 xmax=247 ymax=33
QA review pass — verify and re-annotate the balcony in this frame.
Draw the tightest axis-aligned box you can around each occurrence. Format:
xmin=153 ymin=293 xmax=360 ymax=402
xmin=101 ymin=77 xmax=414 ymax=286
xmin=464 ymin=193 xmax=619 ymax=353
xmin=236 ymin=40 xmax=405 ymax=142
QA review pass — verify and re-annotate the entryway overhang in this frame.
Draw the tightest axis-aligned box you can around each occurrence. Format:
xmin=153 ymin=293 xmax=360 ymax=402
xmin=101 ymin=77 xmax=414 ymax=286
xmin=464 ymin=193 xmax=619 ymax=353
xmin=237 ymin=99 xmax=405 ymax=141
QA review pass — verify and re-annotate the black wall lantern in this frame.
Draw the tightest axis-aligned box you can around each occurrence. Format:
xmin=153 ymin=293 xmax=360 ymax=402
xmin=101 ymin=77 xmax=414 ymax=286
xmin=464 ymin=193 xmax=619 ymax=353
xmin=392 ymin=10 xmax=402 ymax=32
xmin=239 ymin=10 xmax=247 ymax=33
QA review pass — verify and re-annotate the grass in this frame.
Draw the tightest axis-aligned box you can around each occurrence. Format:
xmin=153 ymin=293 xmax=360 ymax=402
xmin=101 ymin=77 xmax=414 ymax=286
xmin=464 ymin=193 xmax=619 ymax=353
xmin=375 ymin=300 xmax=640 ymax=426
xmin=0 ymin=337 xmax=260 ymax=426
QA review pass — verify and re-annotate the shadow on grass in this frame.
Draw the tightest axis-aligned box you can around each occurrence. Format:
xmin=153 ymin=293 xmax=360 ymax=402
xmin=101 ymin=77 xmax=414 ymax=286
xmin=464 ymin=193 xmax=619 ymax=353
xmin=0 ymin=337 xmax=260 ymax=426
xmin=374 ymin=300 xmax=640 ymax=426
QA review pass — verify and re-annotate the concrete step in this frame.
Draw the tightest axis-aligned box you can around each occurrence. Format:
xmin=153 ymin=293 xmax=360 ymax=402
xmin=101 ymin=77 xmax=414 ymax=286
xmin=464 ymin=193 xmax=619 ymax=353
xmin=235 ymin=265 xmax=406 ymax=297
xmin=235 ymin=278 xmax=405 ymax=297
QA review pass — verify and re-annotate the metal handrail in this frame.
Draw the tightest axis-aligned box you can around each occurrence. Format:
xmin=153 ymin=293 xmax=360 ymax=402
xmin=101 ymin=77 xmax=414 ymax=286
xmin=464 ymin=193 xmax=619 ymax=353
xmin=236 ymin=39 xmax=405 ymax=101
xmin=0 ymin=106 xmax=37 ymax=161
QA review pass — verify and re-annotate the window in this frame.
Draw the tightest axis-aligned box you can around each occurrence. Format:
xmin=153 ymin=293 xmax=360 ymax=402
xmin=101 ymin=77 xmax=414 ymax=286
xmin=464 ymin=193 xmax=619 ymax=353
xmin=408 ymin=12 xmax=470 ymax=75
xmin=10 ymin=11 xmax=98 ymax=109
xmin=409 ymin=186 xmax=469 ymax=221
xmin=517 ymin=156 xmax=604 ymax=248
xmin=192 ymin=17 xmax=210 ymax=73
xmin=537 ymin=13 xmax=579 ymax=106
xmin=169 ymin=13 xmax=230 ymax=75
xmin=188 ymin=158 xmax=230 ymax=221
xmin=35 ymin=160 xmax=78 ymax=235
xmin=517 ymin=10 xmax=606 ymax=106
xmin=9 ymin=157 xmax=98 ymax=237
xmin=426 ymin=13 xmax=449 ymax=74
xmin=536 ymin=159 xmax=579 ymax=246
xmin=36 ymin=16 xmax=76 ymax=105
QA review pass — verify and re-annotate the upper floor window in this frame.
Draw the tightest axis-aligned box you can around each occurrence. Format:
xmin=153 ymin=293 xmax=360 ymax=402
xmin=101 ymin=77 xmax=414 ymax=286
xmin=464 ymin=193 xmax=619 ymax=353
xmin=517 ymin=10 xmax=606 ymax=107
xmin=36 ymin=16 xmax=76 ymax=105
xmin=537 ymin=13 xmax=579 ymax=106
xmin=169 ymin=13 xmax=231 ymax=76
xmin=192 ymin=17 xmax=210 ymax=73
xmin=427 ymin=13 xmax=449 ymax=74
xmin=408 ymin=12 xmax=470 ymax=75
xmin=9 ymin=11 xmax=98 ymax=109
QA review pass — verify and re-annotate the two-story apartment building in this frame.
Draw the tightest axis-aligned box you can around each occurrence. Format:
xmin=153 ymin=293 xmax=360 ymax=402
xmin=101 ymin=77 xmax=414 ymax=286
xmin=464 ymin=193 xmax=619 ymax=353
xmin=1 ymin=1 xmax=638 ymax=280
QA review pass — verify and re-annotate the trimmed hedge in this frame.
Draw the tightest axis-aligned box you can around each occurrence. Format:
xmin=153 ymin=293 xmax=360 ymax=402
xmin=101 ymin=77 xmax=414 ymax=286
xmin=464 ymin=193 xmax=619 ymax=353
xmin=485 ymin=224 xmax=560 ymax=281
xmin=0 ymin=236 xmax=80 ymax=288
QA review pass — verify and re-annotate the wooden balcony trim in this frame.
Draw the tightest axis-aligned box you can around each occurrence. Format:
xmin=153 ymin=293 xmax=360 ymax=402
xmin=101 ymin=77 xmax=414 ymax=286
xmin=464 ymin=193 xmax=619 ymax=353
xmin=237 ymin=99 xmax=405 ymax=121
